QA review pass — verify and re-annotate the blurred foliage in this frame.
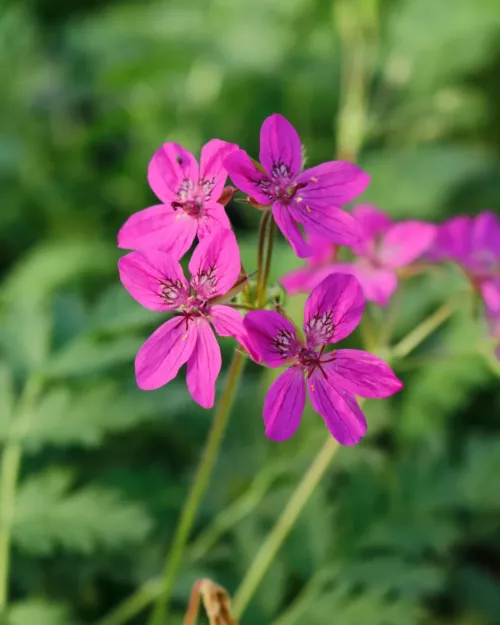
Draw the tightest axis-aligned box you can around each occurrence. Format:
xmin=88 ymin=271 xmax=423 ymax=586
xmin=0 ymin=0 xmax=500 ymax=624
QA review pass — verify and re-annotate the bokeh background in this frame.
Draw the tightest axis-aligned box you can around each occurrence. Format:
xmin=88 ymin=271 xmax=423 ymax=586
xmin=1 ymin=0 xmax=500 ymax=624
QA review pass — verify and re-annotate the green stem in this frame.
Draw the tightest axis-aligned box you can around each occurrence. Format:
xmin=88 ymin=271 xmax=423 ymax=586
xmin=232 ymin=438 xmax=340 ymax=619
xmin=0 ymin=377 xmax=41 ymax=613
xmin=391 ymin=300 xmax=458 ymax=360
xmin=259 ymin=218 xmax=276 ymax=308
xmin=149 ymin=350 xmax=246 ymax=625
xmin=256 ymin=212 xmax=271 ymax=303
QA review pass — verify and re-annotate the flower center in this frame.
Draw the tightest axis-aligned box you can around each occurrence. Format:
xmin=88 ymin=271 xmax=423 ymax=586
xmin=255 ymin=161 xmax=307 ymax=205
xmin=171 ymin=199 xmax=203 ymax=217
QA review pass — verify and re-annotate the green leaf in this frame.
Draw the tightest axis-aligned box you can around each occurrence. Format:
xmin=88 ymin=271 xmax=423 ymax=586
xmin=88 ymin=284 xmax=157 ymax=335
xmin=43 ymin=335 xmax=143 ymax=379
xmin=2 ymin=240 xmax=116 ymax=305
xmin=13 ymin=470 xmax=152 ymax=555
xmin=16 ymin=383 xmax=185 ymax=450
xmin=7 ymin=600 xmax=76 ymax=625
xmin=0 ymin=362 xmax=14 ymax=436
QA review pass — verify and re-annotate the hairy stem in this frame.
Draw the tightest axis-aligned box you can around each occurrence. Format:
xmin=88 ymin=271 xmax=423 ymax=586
xmin=148 ymin=350 xmax=247 ymax=625
xmin=232 ymin=438 xmax=340 ymax=619
xmin=0 ymin=377 xmax=41 ymax=613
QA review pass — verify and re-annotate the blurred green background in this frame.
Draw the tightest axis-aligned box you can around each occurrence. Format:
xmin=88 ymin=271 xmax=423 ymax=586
xmin=1 ymin=0 xmax=500 ymax=624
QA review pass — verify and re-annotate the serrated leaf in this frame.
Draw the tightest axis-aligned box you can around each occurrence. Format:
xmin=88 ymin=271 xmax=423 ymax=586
xmin=13 ymin=470 xmax=152 ymax=555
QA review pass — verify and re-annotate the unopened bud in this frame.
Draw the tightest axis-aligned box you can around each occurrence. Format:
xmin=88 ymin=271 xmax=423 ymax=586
xmin=217 ymin=186 xmax=236 ymax=207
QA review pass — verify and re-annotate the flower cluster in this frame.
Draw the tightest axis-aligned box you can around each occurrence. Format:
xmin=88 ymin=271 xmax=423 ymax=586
xmin=118 ymin=113 xmax=499 ymax=445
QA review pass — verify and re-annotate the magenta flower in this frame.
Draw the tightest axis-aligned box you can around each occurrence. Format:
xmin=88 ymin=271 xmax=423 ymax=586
xmin=118 ymin=139 xmax=238 ymax=259
xmin=429 ymin=212 xmax=500 ymax=316
xmin=244 ymin=274 xmax=403 ymax=445
xmin=118 ymin=230 xmax=247 ymax=409
xmin=224 ymin=114 xmax=369 ymax=258
xmin=282 ymin=205 xmax=436 ymax=306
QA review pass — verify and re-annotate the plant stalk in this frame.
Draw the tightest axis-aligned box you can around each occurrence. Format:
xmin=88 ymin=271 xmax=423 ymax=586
xmin=149 ymin=350 xmax=246 ymax=625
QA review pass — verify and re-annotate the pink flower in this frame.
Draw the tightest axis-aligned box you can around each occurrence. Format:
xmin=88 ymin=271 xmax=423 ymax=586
xmin=282 ymin=205 xmax=436 ymax=306
xmin=243 ymin=274 xmax=403 ymax=445
xmin=118 ymin=139 xmax=238 ymax=259
xmin=224 ymin=114 xmax=369 ymax=258
xmin=429 ymin=212 xmax=500 ymax=316
xmin=118 ymin=230 xmax=247 ymax=409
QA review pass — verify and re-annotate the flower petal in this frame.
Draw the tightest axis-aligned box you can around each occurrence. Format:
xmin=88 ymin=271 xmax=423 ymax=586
xmin=308 ymin=374 xmax=367 ymax=445
xmin=189 ymin=229 xmax=241 ymax=300
xmin=471 ymin=211 xmax=500 ymax=258
xmin=481 ymin=278 xmax=500 ymax=315
xmin=224 ymin=149 xmax=272 ymax=205
xmin=186 ymin=320 xmax=221 ymax=409
xmin=263 ymin=368 xmax=305 ymax=441
xmin=210 ymin=305 xmax=260 ymax=361
xmin=352 ymin=204 xmax=392 ymax=239
xmin=117 ymin=204 xmax=197 ymax=258
xmin=307 ymin=235 xmax=337 ymax=267
xmin=118 ymin=250 xmax=189 ymax=311
xmin=280 ymin=265 xmax=336 ymax=295
xmin=147 ymin=143 xmax=198 ymax=203
xmin=272 ymin=202 xmax=313 ymax=258
xmin=135 ymin=317 xmax=197 ymax=390
xmin=259 ymin=114 xmax=302 ymax=179
xmin=244 ymin=310 xmax=300 ymax=367
xmin=290 ymin=200 xmax=361 ymax=246
xmin=297 ymin=161 xmax=370 ymax=207
xmin=379 ymin=221 xmax=436 ymax=268
xmin=304 ymin=273 xmax=365 ymax=346
xmin=328 ymin=350 xmax=403 ymax=398
xmin=428 ymin=216 xmax=471 ymax=264
xmin=197 ymin=202 xmax=232 ymax=239
xmin=199 ymin=139 xmax=239 ymax=201
xmin=331 ymin=262 xmax=398 ymax=307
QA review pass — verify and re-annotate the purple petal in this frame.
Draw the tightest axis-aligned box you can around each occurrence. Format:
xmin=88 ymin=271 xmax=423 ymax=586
xmin=186 ymin=320 xmax=222 ymax=409
xmin=334 ymin=262 xmax=398 ymax=307
xmin=259 ymin=114 xmax=302 ymax=179
xmin=188 ymin=229 xmax=241 ymax=300
xmin=280 ymin=265 xmax=337 ymax=295
xmin=327 ymin=350 xmax=403 ymax=398
xmin=199 ymin=139 xmax=239 ymax=202
xmin=290 ymin=200 xmax=362 ymax=246
xmin=147 ymin=143 xmax=198 ymax=203
xmin=224 ymin=149 xmax=272 ymax=205
xmin=197 ymin=202 xmax=232 ymax=239
xmin=135 ymin=317 xmax=197 ymax=390
xmin=243 ymin=310 xmax=300 ymax=367
xmin=379 ymin=221 xmax=436 ymax=268
xmin=352 ymin=204 xmax=392 ymax=240
xmin=307 ymin=235 xmax=337 ymax=267
xmin=308 ymin=372 xmax=367 ymax=445
xmin=471 ymin=211 xmax=500 ymax=258
xmin=480 ymin=278 xmax=500 ymax=315
xmin=304 ymin=273 xmax=365 ymax=346
xmin=118 ymin=250 xmax=189 ymax=311
xmin=428 ymin=216 xmax=472 ymax=264
xmin=210 ymin=304 xmax=245 ymax=337
xmin=297 ymin=161 xmax=370 ymax=207
xmin=272 ymin=203 xmax=313 ymax=258
xmin=210 ymin=305 xmax=261 ymax=362
xmin=263 ymin=367 xmax=305 ymax=441
xmin=117 ymin=204 xmax=197 ymax=258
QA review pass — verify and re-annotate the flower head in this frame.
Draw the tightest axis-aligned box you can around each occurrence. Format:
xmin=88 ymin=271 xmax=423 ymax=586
xmin=118 ymin=139 xmax=238 ymax=259
xmin=118 ymin=230 xmax=248 ymax=408
xmin=429 ymin=212 xmax=500 ymax=316
xmin=244 ymin=274 xmax=403 ymax=444
xmin=282 ymin=205 xmax=436 ymax=306
xmin=224 ymin=114 xmax=369 ymax=258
